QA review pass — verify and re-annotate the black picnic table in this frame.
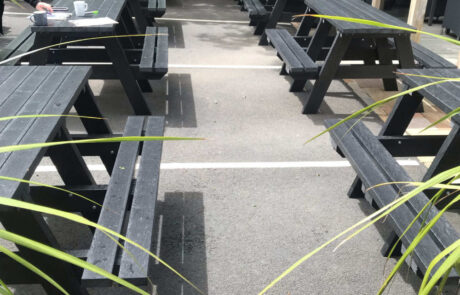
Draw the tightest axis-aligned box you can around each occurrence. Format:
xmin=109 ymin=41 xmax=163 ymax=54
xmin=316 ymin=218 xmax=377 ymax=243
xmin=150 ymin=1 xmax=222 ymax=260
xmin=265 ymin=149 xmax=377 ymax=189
xmin=0 ymin=65 xmax=165 ymax=293
xmin=0 ymin=65 xmax=112 ymax=294
xmin=28 ymin=0 xmax=168 ymax=115
xmin=294 ymin=0 xmax=417 ymax=113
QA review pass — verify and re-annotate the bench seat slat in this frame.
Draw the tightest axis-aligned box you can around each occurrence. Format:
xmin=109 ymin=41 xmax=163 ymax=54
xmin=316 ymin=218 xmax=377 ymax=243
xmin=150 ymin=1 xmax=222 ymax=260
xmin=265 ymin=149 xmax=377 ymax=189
xmin=140 ymin=26 xmax=168 ymax=74
xmin=266 ymin=29 xmax=318 ymax=78
xmin=82 ymin=117 xmax=144 ymax=284
xmin=243 ymin=0 xmax=268 ymax=20
xmin=325 ymin=119 xmax=459 ymax=279
xmin=118 ymin=116 xmax=164 ymax=282
xmin=147 ymin=0 xmax=166 ymax=17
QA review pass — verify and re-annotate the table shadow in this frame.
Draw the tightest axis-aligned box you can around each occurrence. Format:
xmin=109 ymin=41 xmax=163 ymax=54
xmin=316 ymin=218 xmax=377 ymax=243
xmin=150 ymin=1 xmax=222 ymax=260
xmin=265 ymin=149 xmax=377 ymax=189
xmin=150 ymin=192 xmax=208 ymax=295
xmin=150 ymin=73 xmax=198 ymax=128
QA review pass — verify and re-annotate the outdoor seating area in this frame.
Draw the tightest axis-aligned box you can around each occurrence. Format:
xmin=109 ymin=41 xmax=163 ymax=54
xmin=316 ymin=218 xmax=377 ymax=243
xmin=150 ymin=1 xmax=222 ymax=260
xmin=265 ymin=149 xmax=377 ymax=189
xmin=0 ymin=0 xmax=459 ymax=294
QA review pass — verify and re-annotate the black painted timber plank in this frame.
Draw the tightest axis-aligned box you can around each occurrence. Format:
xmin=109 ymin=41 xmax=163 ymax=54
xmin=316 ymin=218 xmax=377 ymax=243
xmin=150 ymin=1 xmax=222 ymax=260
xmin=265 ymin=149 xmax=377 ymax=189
xmin=0 ymin=66 xmax=92 ymax=204
xmin=325 ymin=119 xmax=459 ymax=278
xmin=305 ymin=0 xmax=414 ymax=34
xmin=82 ymin=116 xmax=145 ymax=284
xmin=154 ymin=27 xmax=168 ymax=74
xmin=119 ymin=116 xmax=164 ymax=283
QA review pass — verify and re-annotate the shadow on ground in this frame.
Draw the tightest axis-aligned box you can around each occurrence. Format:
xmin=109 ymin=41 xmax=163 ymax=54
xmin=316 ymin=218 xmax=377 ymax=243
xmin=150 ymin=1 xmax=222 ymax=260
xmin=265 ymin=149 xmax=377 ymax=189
xmin=151 ymin=192 xmax=208 ymax=295
xmin=151 ymin=73 xmax=198 ymax=128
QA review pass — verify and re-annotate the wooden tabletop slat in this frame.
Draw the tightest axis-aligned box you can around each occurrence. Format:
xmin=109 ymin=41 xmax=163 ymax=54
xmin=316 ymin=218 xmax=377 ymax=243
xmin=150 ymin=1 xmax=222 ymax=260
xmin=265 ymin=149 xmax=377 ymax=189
xmin=305 ymin=0 xmax=414 ymax=34
xmin=0 ymin=66 xmax=91 ymax=201
xmin=30 ymin=0 xmax=126 ymax=33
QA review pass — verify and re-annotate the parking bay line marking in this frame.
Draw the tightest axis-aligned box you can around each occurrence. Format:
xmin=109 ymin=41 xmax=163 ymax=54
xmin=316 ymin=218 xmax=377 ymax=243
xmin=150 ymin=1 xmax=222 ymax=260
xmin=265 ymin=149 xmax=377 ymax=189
xmin=34 ymin=160 xmax=419 ymax=172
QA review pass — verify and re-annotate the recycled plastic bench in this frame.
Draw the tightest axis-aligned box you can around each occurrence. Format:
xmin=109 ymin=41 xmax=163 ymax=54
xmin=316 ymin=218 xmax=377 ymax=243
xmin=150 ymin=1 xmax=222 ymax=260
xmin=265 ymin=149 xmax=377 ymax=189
xmin=326 ymin=119 xmax=460 ymax=291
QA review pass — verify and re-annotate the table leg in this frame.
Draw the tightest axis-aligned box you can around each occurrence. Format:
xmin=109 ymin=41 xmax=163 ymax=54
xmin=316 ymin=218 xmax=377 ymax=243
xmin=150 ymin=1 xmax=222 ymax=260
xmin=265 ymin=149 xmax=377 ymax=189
xmin=302 ymin=33 xmax=352 ymax=114
xmin=423 ymin=124 xmax=460 ymax=181
xmin=290 ymin=19 xmax=331 ymax=92
xmin=0 ymin=194 xmax=88 ymax=295
xmin=394 ymin=35 xmax=416 ymax=69
xmin=73 ymin=84 xmax=116 ymax=173
xmin=259 ymin=0 xmax=288 ymax=45
xmin=376 ymin=38 xmax=398 ymax=91
xmin=348 ymin=89 xmax=423 ymax=197
xmin=295 ymin=7 xmax=315 ymax=37
xmin=29 ymin=33 xmax=53 ymax=65
xmin=118 ymin=9 xmax=153 ymax=93
xmin=127 ymin=0 xmax=151 ymax=33
xmin=379 ymin=91 xmax=423 ymax=136
xmin=49 ymin=127 xmax=96 ymax=185
xmin=104 ymin=38 xmax=151 ymax=115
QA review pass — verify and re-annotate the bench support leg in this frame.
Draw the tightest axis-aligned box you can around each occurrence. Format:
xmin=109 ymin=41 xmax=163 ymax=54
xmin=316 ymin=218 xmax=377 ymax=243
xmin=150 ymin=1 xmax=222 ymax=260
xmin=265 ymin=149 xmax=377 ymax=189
xmin=280 ymin=63 xmax=288 ymax=75
xmin=254 ymin=21 xmax=267 ymax=35
xmin=348 ymin=177 xmax=364 ymax=199
xmin=290 ymin=79 xmax=306 ymax=92
xmin=381 ymin=231 xmax=402 ymax=258
xmin=302 ymin=34 xmax=352 ymax=114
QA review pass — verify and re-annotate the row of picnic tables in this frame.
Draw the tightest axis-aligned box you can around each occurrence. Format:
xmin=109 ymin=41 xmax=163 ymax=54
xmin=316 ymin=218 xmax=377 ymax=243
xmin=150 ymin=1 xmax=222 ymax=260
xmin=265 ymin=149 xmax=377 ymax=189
xmin=0 ymin=0 xmax=169 ymax=293
xmin=239 ymin=0 xmax=460 ymax=290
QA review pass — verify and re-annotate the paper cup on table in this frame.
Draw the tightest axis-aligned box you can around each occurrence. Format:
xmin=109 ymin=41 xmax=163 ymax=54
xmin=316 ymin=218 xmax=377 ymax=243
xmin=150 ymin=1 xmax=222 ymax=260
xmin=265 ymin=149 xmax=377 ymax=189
xmin=73 ymin=1 xmax=88 ymax=17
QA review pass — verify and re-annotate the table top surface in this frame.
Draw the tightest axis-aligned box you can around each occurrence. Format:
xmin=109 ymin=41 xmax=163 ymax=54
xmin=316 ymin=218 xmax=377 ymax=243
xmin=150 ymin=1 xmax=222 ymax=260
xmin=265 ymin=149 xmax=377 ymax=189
xmin=0 ymin=65 xmax=91 ymax=200
xmin=30 ymin=0 xmax=125 ymax=33
xmin=304 ymin=0 xmax=414 ymax=34
xmin=397 ymin=68 xmax=460 ymax=125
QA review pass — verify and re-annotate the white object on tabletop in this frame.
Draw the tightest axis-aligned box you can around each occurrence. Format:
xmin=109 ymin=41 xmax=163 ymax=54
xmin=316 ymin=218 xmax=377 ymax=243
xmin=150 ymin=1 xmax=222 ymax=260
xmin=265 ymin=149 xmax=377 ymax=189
xmin=73 ymin=1 xmax=88 ymax=17
xmin=68 ymin=17 xmax=118 ymax=27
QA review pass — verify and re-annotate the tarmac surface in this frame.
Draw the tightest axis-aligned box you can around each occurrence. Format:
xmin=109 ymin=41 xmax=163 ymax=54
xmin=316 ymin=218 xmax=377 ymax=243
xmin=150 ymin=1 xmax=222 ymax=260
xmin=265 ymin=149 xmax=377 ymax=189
xmin=1 ymin=0 xmax=459 ymax=294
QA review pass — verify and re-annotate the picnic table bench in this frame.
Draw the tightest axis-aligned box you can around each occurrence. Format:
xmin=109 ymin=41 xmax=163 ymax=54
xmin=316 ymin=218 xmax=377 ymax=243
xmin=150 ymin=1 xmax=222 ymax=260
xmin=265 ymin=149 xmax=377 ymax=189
xmin=0 ymin=66 xmax=165 ymax=294
xmin=266 ymin=0 xmax=417 ymax=114
xmin=326 ymin=119 xmax=459 ymax=291
xmin=325 ymin=68 xmax=460 ymax=290
xmin=20 ymin=0 xmax=168 ymax=115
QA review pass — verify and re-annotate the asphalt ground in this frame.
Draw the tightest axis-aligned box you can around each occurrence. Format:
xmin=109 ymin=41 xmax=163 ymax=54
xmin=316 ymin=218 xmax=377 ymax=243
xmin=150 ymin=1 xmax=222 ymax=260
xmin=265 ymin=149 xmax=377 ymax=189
xmin=1 ymin=0 xmax=459 ymax=294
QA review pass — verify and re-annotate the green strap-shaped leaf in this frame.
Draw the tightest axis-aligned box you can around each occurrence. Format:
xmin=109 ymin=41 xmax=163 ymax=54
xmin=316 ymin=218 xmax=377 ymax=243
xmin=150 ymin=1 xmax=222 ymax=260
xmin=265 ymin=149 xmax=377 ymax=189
xmin=305 ymin=80 xmax=450 ymax=144
xmin=0 ymin=197 xmax=205 ymax=295
xmin=0 ymin=278 xmax=13 ymax=295
xmin=0 ymin=230 xmax=149 ymax=295
xmin=294 ymin=14 xmax=460 ymax=46
xmin=420 ymin=107 xmax=460 ymax=133
xmin=0 ymin=245 xmax=69 ymax=295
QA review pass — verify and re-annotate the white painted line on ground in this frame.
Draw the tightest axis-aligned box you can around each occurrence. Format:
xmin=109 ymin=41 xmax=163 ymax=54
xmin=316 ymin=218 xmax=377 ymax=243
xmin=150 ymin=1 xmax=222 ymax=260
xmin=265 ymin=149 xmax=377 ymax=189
xmin=169 ymin=64 xmax=282 ymax=69
xmin=34 ymin=160 xmax=419 ymax=172
xmin=160 ymin=17 xmax=291 ymax=26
